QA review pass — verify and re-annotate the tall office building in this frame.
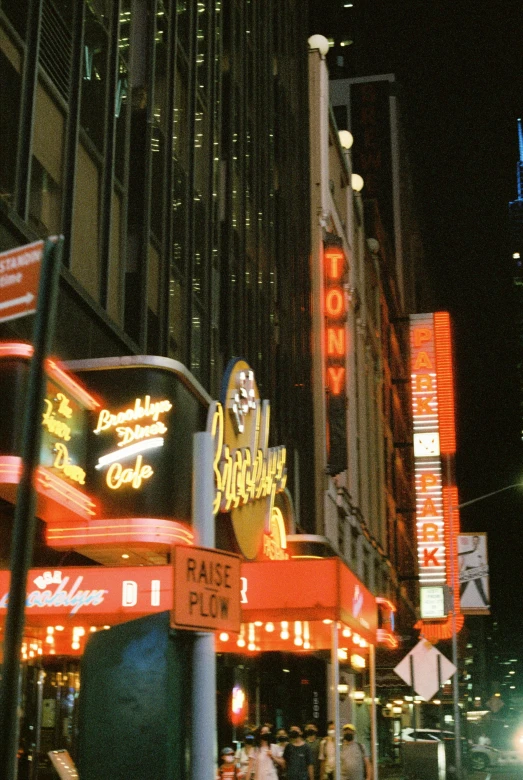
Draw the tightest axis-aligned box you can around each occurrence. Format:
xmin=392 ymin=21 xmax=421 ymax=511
xmin=0 ymin=0 xmax=315 ymax=523
xmin=0 ymin=1 xmax=315 ymax=772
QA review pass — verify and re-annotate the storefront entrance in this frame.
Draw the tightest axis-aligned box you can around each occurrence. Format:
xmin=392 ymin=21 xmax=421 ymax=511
xmin=17 ymin=656 xmax=80 ymax=780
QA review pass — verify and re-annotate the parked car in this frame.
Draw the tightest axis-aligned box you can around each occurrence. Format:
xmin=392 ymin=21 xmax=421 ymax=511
xmin=397 ymin=728 xmax=457 ymax=743
xmin=395 ymin=727 xmax=469 ymax=772
xmin=469 ymin=742 xmax=523 ymax=771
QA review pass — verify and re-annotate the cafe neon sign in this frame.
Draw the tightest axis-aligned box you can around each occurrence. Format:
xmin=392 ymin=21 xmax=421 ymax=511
xmin=93 ymin=395 xmax=172 ymax=490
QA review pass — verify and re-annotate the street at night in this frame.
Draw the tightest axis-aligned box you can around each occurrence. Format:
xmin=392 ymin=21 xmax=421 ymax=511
xmin=0 ymin=1 xmax=522 ymax=779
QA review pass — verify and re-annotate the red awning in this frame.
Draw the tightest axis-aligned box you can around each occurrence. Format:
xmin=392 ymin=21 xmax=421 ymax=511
xmin=238 ymin=558 xmax=377 ymax=645
xmin=0 ymin=557 xmax=378 ymax=658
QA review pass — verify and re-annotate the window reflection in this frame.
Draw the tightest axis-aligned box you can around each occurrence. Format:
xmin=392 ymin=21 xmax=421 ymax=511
xmin=81 ymin=5 xmax=109 ymax=152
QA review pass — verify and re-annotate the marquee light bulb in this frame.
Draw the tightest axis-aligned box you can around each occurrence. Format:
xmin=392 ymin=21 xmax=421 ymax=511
xmin=307 ymin=34 xmax=330 ymax=56
xmin=351 ymin=173 xmax=364 ymax=192
xmin=339 ymin=130 xmax=354 ymax=150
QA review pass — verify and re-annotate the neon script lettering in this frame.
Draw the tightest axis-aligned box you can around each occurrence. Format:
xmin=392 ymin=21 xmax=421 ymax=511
xmin=106 ymin=455 xmax=154 ymax=490
xmin=53 ymin=442 xmax=86 ymax=485
xmin=42 ymin=398 xmax=72 ymax=441
xmin=0 ymin=576 xmax=107 ymax=615
xmin=95 ymin=396 xmax=172 ymax=490
xmin=42 ymin=390 xmax=87 ymax=485
xmin=208 ymin=403 xmax=287 ymax=516
xmin=94 ymin=396 xmax=172 ymax=434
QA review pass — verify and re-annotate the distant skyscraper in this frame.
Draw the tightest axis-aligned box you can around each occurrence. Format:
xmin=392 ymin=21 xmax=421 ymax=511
xmin=509 ymin=120 xmax=523 ymax=438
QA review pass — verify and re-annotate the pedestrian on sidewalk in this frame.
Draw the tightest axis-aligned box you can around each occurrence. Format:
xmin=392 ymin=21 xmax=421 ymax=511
xmin=247 ymin=725 xmax=284 ymax=780
xmin=340 ymin=724 xmax=371 ymax=780
xmin=283 ymin=725 xmax=314 ymax=780
xmin=319 ymin=721 xmax=336 ymax=780
xmin=217 ymin=746 xmax=243 ymax=779
xmin=304 ymin=723 xmax=321 ymax=780
xmin=274 ymin=729 xmax=289 ymax=778
xmin=237 ymin=731 xmax=257 ymax=777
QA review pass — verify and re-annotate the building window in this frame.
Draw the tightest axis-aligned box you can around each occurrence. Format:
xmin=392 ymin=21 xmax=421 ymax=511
xmin=29 ymin=83 xmax=65 ymax=236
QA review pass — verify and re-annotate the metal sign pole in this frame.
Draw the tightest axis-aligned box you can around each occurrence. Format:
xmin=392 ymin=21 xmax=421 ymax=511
xmin=410 ymin=656 xmax=417 ymax=737
xmin=437 ymin=654 xmax=444 ymax=734
xmin=191 ymin=432 xmax=217 ymax=780
xmin=0 ymin=237 xmax=62 ymax=780
xmin=369 ymin=643 xmax=378 ymax=780
xmin=446 ymin=458 xmax=463 ymax=780
xmin=331 ymin=621 xmax=341 ymax=780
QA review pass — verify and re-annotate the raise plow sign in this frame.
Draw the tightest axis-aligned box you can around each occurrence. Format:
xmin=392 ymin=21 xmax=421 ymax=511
xmin=171 ymin=545 xmax=241 ymax=633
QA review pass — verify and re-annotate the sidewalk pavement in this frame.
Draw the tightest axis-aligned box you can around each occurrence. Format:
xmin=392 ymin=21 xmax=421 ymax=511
xmin=377 ymin=761 xmax=404 ymax=779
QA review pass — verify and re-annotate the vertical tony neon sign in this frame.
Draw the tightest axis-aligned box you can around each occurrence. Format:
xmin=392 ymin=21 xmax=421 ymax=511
xmin=323 ymin=238 xmax=348 ymax=475
xmin=324 ymin=241 xmax=347 ymax=396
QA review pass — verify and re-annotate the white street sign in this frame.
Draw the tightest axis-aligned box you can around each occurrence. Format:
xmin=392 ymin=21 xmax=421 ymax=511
xmin=393 ymin=638 xmax=456 ymax=701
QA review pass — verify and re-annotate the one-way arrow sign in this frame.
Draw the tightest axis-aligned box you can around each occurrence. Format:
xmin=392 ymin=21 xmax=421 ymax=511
xmin=0 ymin=293 xmax=35 ymax=312
xmin=0 ymin=241 xmax=43 ymax=323
xmin=393 ymin=638 xmax=456 ymax=701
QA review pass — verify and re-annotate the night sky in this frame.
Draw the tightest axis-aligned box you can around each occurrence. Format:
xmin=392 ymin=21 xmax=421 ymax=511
xmin=308 ymin=1 xmax=523 ymax=635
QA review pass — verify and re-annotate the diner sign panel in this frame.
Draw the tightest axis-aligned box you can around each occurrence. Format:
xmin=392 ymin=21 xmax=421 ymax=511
xmin=0 ymin=348 xmax=93 ymax=477
xmin=0 ymin=566 xmax=173 ymax=622
xmin=69 ymin=359 xmax=211 ymax=522
xmin=0 ymin=344 xmax=97 ymax=521
xmin=40 ymin=376 xmax=90 ymax=488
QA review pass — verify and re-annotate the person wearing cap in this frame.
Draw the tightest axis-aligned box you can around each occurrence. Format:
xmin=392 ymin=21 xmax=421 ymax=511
xmin=217 ymin=746 xmax=244 ymax=779
xmin=237 ymin=730 xmax=257 ymax=777
xmin=340 ymin=724 xmax=371 ymax=780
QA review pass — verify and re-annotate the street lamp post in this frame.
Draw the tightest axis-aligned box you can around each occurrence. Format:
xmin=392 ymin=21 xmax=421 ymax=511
xmin=447 ymin=479 xmax=522 ymax=780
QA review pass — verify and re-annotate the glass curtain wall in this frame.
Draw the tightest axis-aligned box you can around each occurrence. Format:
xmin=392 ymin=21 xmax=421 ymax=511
xmin=0 ymin=0 xmax=314 ymax=528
